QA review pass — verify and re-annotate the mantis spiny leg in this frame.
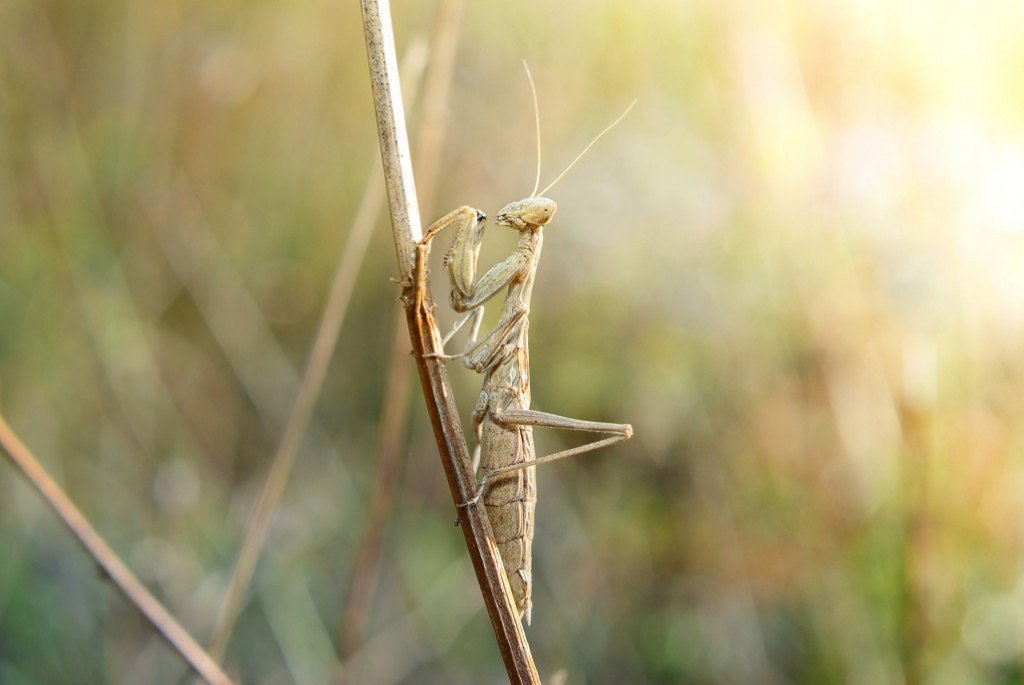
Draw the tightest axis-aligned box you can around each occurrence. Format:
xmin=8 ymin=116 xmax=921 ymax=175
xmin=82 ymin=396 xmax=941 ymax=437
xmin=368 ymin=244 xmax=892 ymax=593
xmin=419 ymin=205 xmax=489 ymax=357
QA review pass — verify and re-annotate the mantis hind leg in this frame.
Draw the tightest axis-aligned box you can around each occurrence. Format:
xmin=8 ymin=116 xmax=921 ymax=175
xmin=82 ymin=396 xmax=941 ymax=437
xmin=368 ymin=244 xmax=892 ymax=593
xmin=458 ymin=408 xmax=632 ymax=504
xmin=484 ymin=409 xmax=632 ymax=479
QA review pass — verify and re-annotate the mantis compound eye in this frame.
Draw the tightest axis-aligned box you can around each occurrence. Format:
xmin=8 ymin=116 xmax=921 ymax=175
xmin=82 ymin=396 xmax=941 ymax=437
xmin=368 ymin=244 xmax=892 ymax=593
xmin=523 ymin=197 xmax=557 ymax=226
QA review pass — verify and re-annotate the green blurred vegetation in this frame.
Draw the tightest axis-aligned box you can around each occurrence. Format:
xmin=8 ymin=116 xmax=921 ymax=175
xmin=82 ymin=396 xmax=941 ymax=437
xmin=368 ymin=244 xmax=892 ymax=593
xmin=3 ymin=0 xmax=1024 ymax=683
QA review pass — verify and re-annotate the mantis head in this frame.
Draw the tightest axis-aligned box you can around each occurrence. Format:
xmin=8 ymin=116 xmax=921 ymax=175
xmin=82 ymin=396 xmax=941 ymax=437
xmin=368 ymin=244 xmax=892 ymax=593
xmin=496 ymin=196 xmax=557 ymax=230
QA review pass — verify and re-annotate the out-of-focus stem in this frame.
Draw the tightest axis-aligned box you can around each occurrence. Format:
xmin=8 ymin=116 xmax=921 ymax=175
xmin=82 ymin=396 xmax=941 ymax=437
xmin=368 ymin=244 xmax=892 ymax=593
xmin=412 ymin=0 xmax=464 ymax=206
xmin=205 ymin=40 xmax=430 ymax=664
xmin=0 ymin=414 xmax=235 ymax=685
xmin=336 ymin=308 xmax=412 ymax=660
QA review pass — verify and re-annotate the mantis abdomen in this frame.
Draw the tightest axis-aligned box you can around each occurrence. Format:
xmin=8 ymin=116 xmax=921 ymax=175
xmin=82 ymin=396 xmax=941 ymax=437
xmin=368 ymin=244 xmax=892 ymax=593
xmin=470 ymin=303 xmax=536 ymax=621
xmin=481 ymin=417 xmax=536 ymax=622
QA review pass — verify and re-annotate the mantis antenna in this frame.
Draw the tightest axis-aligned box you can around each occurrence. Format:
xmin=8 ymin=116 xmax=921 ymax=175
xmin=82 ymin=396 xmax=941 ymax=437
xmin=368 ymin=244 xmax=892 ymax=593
xmin=539 ymin=98 xmax=638 ymax=197
xmin=522 ymin=60 xmax=542 ymax=198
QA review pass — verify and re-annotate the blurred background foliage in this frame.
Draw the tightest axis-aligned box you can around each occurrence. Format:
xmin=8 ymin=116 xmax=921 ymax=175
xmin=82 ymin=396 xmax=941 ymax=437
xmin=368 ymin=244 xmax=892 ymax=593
xmin=2 ymin=0 xmax=1024 ymax=683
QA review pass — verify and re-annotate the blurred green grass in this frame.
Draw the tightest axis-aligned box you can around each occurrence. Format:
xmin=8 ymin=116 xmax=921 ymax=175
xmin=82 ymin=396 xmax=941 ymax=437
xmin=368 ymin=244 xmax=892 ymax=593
xmin=3 ymin=0 xmax=1024 ymax=683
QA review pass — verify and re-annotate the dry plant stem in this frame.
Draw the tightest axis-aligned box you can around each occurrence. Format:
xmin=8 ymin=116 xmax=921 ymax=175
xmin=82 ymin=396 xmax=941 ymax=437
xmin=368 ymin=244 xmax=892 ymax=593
xmin=360 ymin=1 xmax=540 ymax=682
xmin=338 ymin=0 xmax=465 ymax=657
xmin=205 ymin=43 xmax=430 ymax=663
xmin=0 ymin=414 xmax=235 ymax=685
xmin=407 ymin=248 xmax=540 ymax=684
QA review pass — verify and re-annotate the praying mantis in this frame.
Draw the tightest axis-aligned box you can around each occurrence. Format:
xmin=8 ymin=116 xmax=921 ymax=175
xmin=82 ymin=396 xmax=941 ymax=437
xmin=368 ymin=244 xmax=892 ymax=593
xmin=416 ymin=65 xmax=634 ymax=624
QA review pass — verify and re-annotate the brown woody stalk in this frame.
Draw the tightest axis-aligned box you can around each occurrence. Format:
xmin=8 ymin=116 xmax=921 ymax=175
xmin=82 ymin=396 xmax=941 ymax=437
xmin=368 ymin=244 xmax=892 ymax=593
xmin=359 ymin=1 xmax=540 ymax=682
xmin=0 ymin=414 xmax=235 ymax=685
xmin=338 ymin=0 xmax=465 ymax=657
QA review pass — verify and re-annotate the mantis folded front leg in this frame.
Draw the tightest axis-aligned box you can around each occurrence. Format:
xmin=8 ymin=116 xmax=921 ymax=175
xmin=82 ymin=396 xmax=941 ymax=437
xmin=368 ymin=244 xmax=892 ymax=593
xmin=419 ymin=205 xmax=488 ymax=358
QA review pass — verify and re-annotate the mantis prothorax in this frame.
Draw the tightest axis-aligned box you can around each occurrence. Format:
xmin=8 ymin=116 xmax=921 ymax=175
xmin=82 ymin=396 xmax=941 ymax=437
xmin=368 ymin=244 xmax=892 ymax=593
xmin=418 ymin=63 xmax=635 ymax=624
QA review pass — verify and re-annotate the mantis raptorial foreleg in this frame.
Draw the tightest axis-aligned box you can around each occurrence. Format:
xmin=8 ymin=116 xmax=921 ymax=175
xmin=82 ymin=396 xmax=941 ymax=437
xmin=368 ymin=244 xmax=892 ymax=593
xmin=420 ymin=205 xmax=479 ymax=244
xmin=418 ymin=205 xmax=489 ymax=358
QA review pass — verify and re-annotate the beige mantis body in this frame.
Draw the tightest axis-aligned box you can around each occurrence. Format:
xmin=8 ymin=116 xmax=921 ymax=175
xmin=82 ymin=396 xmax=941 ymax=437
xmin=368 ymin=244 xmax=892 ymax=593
xmin=418 ymin=68 xmax=634 ymax=623
xmin=420 ymin=196 xmax=632 ymax=624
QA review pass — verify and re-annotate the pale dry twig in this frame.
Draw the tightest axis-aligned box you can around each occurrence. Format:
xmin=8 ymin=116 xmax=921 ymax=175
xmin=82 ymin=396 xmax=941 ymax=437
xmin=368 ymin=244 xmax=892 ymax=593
xmin=337 ymin=0 xmax=465 ymax=658
xmin=0 ymin=414 xmax=235 ymax=685
xmin=359 ymin=1 xmax=540 ymax=682
xmin=205 ymin=40 xmax=431 ymax=663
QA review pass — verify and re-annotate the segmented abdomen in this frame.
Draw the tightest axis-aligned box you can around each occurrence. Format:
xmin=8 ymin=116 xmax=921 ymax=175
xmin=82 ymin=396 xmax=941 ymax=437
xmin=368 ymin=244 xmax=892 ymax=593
xmin=480 ymin=417 xmax=536 ymax=624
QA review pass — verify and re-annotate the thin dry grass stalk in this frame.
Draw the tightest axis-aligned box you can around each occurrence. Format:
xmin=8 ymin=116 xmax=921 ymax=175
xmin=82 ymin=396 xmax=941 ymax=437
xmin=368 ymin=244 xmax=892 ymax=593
xmin=205 ymin=42 xmax=431 ymax=663
xmin=360 ymin=1 xmax=541 ymax=682
xmin=337 ymin=0 xmax=465 ymax=658
xmin=0 ymin=414 xmax=235 ymax=685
